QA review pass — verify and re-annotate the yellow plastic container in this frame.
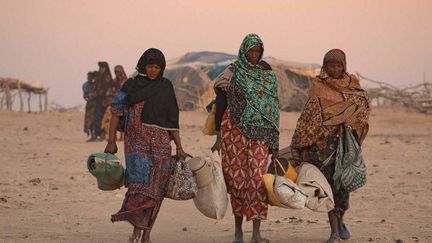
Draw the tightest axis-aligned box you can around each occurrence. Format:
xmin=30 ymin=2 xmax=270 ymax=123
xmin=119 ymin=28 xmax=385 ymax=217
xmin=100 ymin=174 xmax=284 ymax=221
xmin=262 ymin=174 xmax=284 ymax=207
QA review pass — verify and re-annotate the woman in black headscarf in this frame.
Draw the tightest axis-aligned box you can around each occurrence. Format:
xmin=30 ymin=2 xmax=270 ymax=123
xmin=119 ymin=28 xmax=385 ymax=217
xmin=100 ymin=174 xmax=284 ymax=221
xmin=104 ymin=48 xmax=188 ymax=243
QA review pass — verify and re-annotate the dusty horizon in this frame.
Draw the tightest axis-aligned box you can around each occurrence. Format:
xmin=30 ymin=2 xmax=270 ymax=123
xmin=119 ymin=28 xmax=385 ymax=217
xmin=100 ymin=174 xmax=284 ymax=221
xmin=1 ymin=0 xmax=431 ymax=107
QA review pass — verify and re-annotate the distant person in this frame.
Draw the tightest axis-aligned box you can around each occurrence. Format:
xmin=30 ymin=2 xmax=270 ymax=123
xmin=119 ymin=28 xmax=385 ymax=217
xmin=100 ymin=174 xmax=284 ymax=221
xmin=93 ymin=61 xmax=113 ymax=141
xmin=104 ymin=48 xmax=188 ymax=243
xmin=82 ymin=71 xmax=97 ymax=141
xmin=101 ymin=65 xmax=126 ymax=140
xmin=114 ymin=65 xmax=128 ymax=88
xmin=290 ymin=49 xmax=370 ymax=243
xmin=212 ymin=33 xmax=279 ymax=243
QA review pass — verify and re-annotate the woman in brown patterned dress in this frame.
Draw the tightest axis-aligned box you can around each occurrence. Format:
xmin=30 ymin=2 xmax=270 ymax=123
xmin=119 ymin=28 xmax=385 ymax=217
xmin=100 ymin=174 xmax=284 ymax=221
xmin=290 ymin=49 xmax=370 ymax=243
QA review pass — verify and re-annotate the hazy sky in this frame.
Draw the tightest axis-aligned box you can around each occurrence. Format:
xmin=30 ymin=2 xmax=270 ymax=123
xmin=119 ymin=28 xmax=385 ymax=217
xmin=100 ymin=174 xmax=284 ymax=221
xmin=1 ymin=0 xmax=431 ymax=106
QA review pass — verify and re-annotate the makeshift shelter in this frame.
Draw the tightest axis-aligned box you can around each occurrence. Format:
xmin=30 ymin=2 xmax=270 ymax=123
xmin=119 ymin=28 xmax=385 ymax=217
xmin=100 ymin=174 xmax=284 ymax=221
xmin=165 ymin=51 xmax=320 ymax=111
xmin=0 ymin=78 xmax=48 ymax=112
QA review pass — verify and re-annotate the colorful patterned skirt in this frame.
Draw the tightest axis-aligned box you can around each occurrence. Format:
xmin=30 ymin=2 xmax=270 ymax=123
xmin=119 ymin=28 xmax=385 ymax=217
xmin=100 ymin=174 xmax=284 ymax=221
xmin=221 ymin=111 xmax=269 ymax=221
xmin=298 ymin=130 xmax=350 ymax=214
xmin=111 ymin=116 xmax=171 ymax=230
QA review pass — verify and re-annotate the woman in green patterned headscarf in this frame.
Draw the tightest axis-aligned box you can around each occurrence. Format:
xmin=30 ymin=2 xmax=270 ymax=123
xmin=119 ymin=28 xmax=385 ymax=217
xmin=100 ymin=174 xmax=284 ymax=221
xmin=212 ymin=33 xmax=279 ymax=243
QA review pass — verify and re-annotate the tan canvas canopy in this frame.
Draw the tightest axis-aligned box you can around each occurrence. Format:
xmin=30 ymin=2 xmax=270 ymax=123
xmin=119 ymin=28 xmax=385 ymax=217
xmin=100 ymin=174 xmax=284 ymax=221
xmin=0 ymin=78 xmax=48 ymax=112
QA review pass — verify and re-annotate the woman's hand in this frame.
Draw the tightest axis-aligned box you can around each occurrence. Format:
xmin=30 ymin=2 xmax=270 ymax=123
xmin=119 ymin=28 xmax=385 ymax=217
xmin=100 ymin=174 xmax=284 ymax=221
xmin=220 ymin=84 xmax=229 ymax=92
xmin=211 ymin=132 xmax=222 ymax=154
xmin=270 ymin=149 xmax=279 ymax=162
xmin=104 ymin=142 xmax=118 ymax=154
xmin=176 ymin=147 xmax=188 ymax=160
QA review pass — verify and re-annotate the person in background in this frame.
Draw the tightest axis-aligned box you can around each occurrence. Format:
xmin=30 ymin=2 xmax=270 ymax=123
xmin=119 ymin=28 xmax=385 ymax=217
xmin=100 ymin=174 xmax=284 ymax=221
xmin=212 ymin=33 xmax=279 ymax=243
xmin=101 ymin=65 xmax=125 ymax=140
xmin=114 ymin=65 xmax=128 ymax=88
xmin=290 ymin=49 xmax=370 ymax=243
xmin=104 ymin=48 xmax=188 ymax=243
xmin=94 ymin=61 xmax=113 ymax=141
xmin=82 ymin=71 xmax=97 ymax=141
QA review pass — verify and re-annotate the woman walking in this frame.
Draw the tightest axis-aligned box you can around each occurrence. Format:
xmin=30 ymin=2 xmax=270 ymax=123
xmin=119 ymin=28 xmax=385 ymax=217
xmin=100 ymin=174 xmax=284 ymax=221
xmin=104 ymin=48 xmax=187 ymax=243
xmin=290 ymin=49 xmax=370 ymax=242
xmin=212 ymin=33 xmax=279 ymax=243
xmin=94 ymin=61 xmax=113 ymax=140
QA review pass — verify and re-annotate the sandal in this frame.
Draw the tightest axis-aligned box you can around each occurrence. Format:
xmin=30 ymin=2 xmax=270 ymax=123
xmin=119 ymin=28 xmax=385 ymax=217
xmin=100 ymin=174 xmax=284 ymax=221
xmin=338 ymin=223 xmax=350 ymax=240
xmin=326 ymin=233 xmax=341 ymax=243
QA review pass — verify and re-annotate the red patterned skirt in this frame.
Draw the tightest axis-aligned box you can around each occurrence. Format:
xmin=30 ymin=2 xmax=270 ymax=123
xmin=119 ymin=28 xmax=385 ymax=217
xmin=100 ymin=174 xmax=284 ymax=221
xmin=111 ymin=101 xmax=171 ymax=230
xmin=221 ymin=111 xmax=269 ymax=221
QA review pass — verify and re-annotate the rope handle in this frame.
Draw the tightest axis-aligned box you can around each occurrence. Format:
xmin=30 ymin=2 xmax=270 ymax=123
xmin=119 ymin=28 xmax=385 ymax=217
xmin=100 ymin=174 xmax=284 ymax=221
xmin=274 ymin=158 xmax=287 ymax=175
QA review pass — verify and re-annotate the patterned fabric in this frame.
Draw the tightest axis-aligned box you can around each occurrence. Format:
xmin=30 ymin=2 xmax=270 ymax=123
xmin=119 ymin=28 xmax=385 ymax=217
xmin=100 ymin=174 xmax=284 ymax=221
xmin=110 ymin=91 xmax=171 ymax=229
xmin=291 ymin=64 xmax=370 ymax=215
xmin=296 ymin=131 xmax=350 ymax=213
xmin=227 ymin=33 xmax=279 ymax=150
xmin=221 ymin=111 xmax=269 ymax=221
xmin=291 ymin=73 xmax=370 ymax=148
xmin=166 ymin=158 xmax=197 ymax=200
xmin=333 ymin=126 xmax=367 ymax=192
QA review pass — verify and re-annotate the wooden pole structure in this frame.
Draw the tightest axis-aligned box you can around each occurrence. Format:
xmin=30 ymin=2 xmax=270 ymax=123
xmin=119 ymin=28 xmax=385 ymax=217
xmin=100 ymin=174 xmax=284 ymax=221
xmin=0 ymin=87 xmax=4 ymax=109
xmin=44 ymin=91 xmax=48 ymax=112
xmin=5 ymin=85 xmax=11 ymax=111
xmin=27 ymin=91 xmax=31 ymax=112
xmin=38 ymin=93 xmax=42 ymax=112
xmin=17 ymin=81 xmax=24 ymax=112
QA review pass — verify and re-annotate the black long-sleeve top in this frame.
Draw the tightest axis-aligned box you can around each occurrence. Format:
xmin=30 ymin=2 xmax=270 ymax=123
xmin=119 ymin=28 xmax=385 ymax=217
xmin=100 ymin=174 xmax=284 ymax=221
xmin=214 ymin=87 xmax=227 ymax=132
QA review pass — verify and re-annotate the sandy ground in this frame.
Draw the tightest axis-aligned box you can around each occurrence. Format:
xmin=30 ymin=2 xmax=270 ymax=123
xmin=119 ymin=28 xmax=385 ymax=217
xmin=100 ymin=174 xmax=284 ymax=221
xmin=1 ymin=107 xmax=432 ymax=243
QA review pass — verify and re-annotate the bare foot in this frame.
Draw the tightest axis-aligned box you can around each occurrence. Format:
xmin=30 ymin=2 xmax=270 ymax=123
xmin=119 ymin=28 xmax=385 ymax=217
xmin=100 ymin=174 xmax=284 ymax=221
xmin=129 ymin=228 xmax=141 ymax=243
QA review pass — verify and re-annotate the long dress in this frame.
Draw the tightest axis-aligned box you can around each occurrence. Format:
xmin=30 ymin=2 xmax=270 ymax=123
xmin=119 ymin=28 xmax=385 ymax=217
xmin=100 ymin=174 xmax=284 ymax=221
xmin=110 ymin=91 xmax=171 ymax=229
xmin=221 ymin=111 xmax=270 ymax=220
xmin=215 ymin=34 xmax=280 ymax=221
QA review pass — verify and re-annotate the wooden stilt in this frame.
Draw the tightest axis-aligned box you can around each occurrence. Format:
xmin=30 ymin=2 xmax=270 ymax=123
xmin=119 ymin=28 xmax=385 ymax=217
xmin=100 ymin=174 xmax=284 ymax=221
xmin=18 ymin=81 xmax=23 ymax=112
xmin=5 ymin=85 xmax=11 ymax=111
xmin=44 ymin=91 xmax=48 ymax=112
xmin=39 ymin=93 xmax=42 ymax=112
xmin=27 ymin=91 xmax=31 ymax=112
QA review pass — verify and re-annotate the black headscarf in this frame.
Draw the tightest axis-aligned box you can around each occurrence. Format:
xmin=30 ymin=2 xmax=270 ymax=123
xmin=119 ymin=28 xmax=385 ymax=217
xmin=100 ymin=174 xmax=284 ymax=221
xmin=121 ymin=48 xmax=179 ymax=131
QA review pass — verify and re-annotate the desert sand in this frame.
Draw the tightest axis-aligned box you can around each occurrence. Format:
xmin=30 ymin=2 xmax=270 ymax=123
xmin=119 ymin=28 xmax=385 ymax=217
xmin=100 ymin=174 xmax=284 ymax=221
xmin=1 ymin=107 xmax=431 ymax=243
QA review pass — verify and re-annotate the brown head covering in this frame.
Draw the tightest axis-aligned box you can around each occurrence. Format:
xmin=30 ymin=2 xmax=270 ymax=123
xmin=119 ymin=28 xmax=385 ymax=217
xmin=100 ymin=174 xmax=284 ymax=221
xmin=323 ymin=49 xmax=347 ymax=72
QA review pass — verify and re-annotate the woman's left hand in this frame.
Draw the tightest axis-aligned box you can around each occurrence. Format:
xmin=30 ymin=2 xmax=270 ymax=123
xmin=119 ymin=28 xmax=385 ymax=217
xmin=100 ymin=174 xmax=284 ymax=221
xmin=176 ymin=148 xmax=188 ymax=160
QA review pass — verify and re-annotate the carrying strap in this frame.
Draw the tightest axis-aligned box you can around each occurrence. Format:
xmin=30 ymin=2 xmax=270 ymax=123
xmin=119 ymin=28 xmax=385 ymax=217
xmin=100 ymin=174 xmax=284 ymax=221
xmin=273 ymin=158 xmax=287 ymax=175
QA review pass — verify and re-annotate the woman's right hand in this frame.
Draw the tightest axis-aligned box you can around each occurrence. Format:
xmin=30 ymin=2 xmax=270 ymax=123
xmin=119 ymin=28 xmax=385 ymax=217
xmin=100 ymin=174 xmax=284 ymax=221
xmin=104 ymin=142 xmax=118 ymax=154
xmin=220 ymin=84 xmax=229 ymax=92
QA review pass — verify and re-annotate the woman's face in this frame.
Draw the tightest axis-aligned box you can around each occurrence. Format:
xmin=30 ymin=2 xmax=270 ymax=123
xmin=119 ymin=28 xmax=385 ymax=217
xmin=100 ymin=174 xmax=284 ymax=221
xmin=245 ymin=45 xmax=262 ymax=65
xmin=114 ymin=69 xmax=122 ymax=77
xmin=99 ymin=66 xmax=107 ymax=74
xmin=325 ymin=62 xmax=344 ymax=79
xmin=145 ymin=64 xmax=161 ymax=80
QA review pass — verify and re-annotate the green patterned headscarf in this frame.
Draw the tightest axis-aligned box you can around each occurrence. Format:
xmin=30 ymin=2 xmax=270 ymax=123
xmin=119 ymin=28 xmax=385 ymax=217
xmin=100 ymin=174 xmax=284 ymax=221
xmin=232 ymin=33 xmax=279 ymax=131
xmin=226 ymin=33 xmax=279 ymax=150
